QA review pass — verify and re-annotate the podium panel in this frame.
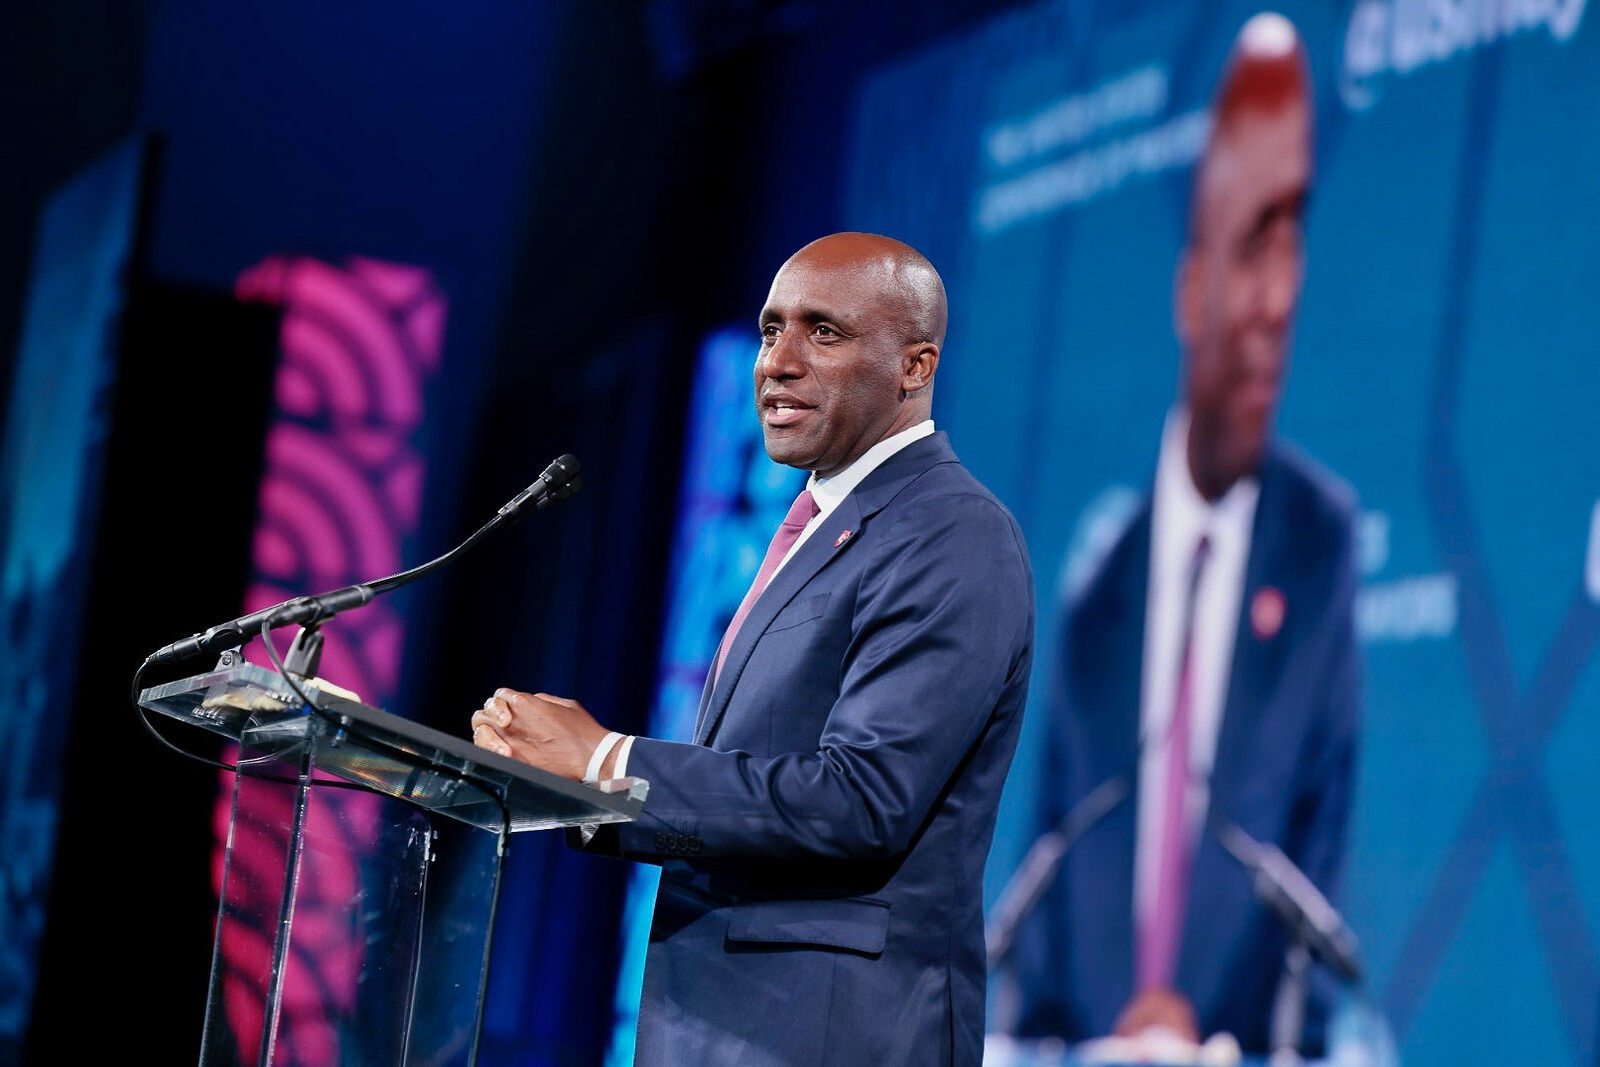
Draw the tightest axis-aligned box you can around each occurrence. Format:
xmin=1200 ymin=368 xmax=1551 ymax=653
xmin=141 ymin=663 xmax=647 ymax=831
xmin=141 ymin=663 xmax=646 ymax=1065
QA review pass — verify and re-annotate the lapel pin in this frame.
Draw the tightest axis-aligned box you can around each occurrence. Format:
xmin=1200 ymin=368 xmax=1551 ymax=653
xmin=1251 ymin=586 xmax=1285 ymax=640
xmin=834 ymin=530 xmax=853 ymax=548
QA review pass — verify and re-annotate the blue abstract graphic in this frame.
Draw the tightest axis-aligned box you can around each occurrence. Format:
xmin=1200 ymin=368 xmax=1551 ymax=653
xmin=0 ymin=137 xmax=144 ymax=1051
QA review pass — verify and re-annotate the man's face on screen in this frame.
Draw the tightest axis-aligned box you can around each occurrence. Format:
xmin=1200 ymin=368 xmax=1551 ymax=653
xmin=1178 ymin=101 xmax=1310 ymax=496
xmin=753 ymin=238 xmax=917 ymax=478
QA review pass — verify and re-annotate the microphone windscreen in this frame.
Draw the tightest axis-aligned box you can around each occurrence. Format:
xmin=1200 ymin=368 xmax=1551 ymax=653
xmin=541 ymin=453 xmax=580 ymax=490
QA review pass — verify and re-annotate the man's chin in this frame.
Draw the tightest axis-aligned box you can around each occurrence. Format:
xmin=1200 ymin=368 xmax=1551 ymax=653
xmin=1227 ymin=437 xmax=1269 ymax=483
xmin=760 ymin=434 xmax=819 ymax=472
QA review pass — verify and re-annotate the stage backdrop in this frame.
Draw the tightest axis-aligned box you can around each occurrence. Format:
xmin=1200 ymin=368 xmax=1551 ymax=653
xmin=832 ymin=1 xmax=1599 ymax=1063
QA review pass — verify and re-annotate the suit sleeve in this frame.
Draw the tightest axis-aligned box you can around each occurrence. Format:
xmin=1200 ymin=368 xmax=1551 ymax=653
xmin=1007 ymin=587 xmax=1090 ymax=1039
xmin=1287 ymin=516 xmax=1360 ymax=902
xmin=584 ymin=491 xmax=1034 ymax=865
xmin=1289 ymin=517 xmax=1360 ymax=1051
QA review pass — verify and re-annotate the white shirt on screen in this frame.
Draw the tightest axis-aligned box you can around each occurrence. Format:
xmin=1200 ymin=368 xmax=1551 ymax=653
xmin=1133 ymin=408 xmax=1259 ymax=943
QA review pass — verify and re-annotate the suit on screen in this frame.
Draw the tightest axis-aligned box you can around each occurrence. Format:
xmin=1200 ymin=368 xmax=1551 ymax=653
xmin=580 ymin=432 xmax=1034 ymax=1066
xmin=1013 ymin=441 xmax=1359 ymax=1054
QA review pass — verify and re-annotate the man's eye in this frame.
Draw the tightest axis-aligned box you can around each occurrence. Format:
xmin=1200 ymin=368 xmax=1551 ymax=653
xmin=816 ymin=325 xmax=836 ymax=337
xmin=760 ymin=324 xmax=780 ymax=341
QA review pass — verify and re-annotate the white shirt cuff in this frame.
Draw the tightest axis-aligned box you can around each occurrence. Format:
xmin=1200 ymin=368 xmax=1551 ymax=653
xmin=612 ymin=734 xmax=637 ymax=779
xmin=583 ymin=731 xmax=623 ymax=783
xmin=578 ymin=733 xmax=636 ymax=845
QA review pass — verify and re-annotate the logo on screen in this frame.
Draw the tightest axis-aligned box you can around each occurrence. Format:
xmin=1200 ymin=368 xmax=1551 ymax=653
xmin=1341 ymin=0 xmax=1588 ymax=111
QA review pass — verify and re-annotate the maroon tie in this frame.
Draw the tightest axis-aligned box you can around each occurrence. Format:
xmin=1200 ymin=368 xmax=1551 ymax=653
xmin=1138 ymin=533 xmax=1211 ymax=991
xmin=715 ymin=489 xmax=820 ymax=681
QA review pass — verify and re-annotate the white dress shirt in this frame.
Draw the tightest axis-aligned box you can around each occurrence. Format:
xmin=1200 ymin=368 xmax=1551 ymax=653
xmin=1133 ymin=409 xmax=1260 ymax=942
xmin=777 ymin=419 xmax=936 ymax=573
xmin=605 ymin=419 xmax=936 ymax=781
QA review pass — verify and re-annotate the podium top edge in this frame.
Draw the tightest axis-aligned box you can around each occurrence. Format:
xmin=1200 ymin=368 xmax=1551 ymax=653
xmin=139 ymin=662 xmax=647 ymax=829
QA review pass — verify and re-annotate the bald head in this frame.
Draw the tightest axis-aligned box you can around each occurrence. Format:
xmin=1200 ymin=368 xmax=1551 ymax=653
xmin=755 ymin=233 xmax=945 ymax=476
xmin=1211 ymin=13 xmax=1311 ymax=139
xmin=1191 ymin=13 xmax=1313 ymax=244
xmin=786 ymin=232 xmax=949 ymax=349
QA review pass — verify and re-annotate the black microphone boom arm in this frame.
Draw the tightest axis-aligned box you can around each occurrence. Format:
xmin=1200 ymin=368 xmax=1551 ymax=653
xmin=147 ymin=453 xmax=582 ymax=666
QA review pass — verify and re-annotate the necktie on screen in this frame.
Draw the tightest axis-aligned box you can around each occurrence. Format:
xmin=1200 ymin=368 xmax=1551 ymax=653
xmin=1139 ymin=533 xmax=1212 ymax=991
xmin=714 ymin=489 xmax=820 ymax=682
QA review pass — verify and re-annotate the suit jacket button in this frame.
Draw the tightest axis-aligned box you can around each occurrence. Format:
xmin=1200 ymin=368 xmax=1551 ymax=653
xmin=688 ymin=838 xmax=703 ymax=854
xmin=652 ymin=833 xmax=668 ymax=850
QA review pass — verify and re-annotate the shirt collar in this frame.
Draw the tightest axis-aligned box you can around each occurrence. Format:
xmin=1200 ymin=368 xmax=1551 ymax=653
xmin=807 ymin=420 xmax=936 ymax=516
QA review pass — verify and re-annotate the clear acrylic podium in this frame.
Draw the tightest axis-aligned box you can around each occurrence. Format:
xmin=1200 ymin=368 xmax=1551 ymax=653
xmin=140 ymin=661 xmax=647 ymax=1066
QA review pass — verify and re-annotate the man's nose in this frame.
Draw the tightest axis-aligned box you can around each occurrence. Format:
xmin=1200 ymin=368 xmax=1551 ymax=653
xmin=758 ymin=329 xmax=806 ymax=379
xmin=1255 ymin=249 xmax=1301 ymax=330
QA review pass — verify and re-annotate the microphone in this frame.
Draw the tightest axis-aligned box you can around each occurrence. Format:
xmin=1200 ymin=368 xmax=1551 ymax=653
xmin=985 ymin=773 xmax=1132 ymax=1039
xmin=987 ymin=696 xmax=1201 ymax=975
xmin=147 ymin=587 xmax=373 ymax=665
xmin=496 ymin=453 xmax=582 ymax=521
xmin=986 ymin=774 xmax=1132 ymax=969
xmin=1210 ymin=811 xmax=1362 ymax=984
xmin=147 ymin=453 xmax=583 ymax=665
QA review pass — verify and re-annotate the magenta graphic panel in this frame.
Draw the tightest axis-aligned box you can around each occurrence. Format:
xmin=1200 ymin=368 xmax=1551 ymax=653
xmin=216 ymin=255 xmax=446 ymax=1063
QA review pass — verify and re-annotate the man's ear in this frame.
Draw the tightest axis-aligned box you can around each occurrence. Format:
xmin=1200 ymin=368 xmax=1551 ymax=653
xmin=901 ymin=342 xmax=939 ymax=394
xmin=1174 ymin=247 xmax=1200 ymax=348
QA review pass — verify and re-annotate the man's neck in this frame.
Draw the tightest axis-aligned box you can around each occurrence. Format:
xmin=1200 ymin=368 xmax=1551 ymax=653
xmin=807 ymin=420 xmax=935 ymax=508
xmin=1185 ymin=426 xmax=1243 ymax=503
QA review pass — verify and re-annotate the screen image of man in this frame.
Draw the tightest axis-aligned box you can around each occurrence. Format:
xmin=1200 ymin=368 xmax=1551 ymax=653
xmin=1010 ymin=14 xmax=1359 ymax=1057
xmin=472 ymin=233 xmax=1035 ymax=1065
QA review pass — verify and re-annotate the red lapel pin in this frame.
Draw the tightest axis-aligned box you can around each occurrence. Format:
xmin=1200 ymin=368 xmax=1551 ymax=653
xmin=1251 ymin=586 xmax=1285 ymax=640
xmin=834 ymin=530 xmax=853 ymax=548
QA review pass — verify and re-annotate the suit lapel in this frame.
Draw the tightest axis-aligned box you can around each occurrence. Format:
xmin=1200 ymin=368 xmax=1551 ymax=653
xmin=692 ymin=649 xmax=719 ymax=739
xmin=694 ymin=433 xmax=957 ymax=747
xmin=1178 ymin=449 xmax=1298 ymax=1005
xmin=1101 ymin=511 xmax=1152 ymax=777
xmin=1208 ymin=449 xmax=1298 ymax=816
xmin=695 ymin=493 xmax=863 ymax=745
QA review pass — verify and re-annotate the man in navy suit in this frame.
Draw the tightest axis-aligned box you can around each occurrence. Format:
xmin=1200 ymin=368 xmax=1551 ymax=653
xmin=474 ymin=232 xmax=1034 ymax=1065
xmin=1011 ymin=15 xmax=1358 ymax=1057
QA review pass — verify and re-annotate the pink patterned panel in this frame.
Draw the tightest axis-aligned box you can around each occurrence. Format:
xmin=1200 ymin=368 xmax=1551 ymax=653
xmin=217 ymin=255 xmax=446 ymax=1064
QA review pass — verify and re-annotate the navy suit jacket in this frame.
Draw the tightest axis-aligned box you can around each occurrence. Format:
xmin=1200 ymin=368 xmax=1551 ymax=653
xmin=581 ymin=433 xmax=1034 ymax=1066
xmin=1013 ymin=441 xmax=1358 ymax=1055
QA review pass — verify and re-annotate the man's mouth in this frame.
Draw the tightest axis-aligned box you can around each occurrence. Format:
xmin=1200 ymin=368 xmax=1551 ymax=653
xmin=1235 ymin=375 xmax=1273 ymax=404
xmin=762 ymin=395 xmax=814 ymax=428
xmin=1235 ymin=377 xmax=1279 ymax=411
